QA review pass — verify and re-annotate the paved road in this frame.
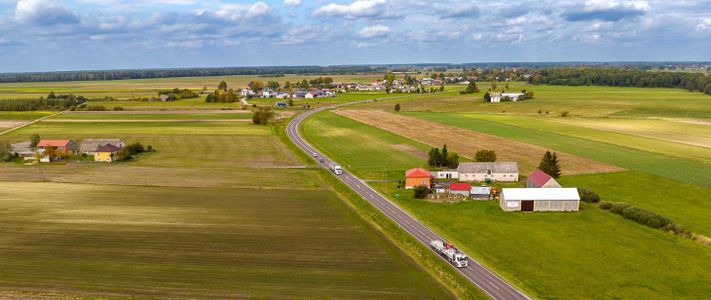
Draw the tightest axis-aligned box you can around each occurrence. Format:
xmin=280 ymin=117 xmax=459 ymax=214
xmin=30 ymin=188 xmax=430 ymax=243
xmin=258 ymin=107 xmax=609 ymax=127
xmin=286 ymin=100 xmax=530 ymax=300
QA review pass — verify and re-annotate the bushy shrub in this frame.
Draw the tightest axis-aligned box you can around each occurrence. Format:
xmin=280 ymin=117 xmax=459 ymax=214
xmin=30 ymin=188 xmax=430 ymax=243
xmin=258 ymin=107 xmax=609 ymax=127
xmin=113 ymin=106 xmax=124 ymax=111
xmin=86 ymin=105 xmax=106 ymax=111
xmin=599 ymin=201 xmax=691 ymax=237
xmin=413 ymin=185 xmax=430 ymax=199
xmin=578 ymin=188 xmax=600 ymax=203
xmin=126 ymin=142 xmax=145 ymax=155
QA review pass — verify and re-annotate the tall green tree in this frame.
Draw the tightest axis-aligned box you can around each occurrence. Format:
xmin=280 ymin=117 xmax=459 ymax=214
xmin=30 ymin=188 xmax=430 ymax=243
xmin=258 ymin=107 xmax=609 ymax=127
xmin=464 ymin=81 xmax=480 ymax=93
xmin=539 ymin=151 xmax=561 ymax=178
xmin=218 ymin=81 xmax=228 ymax=91
xmin=475 ymin=149 xmax=497 ymax=162
xmin=30 ymin=134 xmax=40 ymax=148
xmin=428 ymin=147 xmax=441 ymax=167
xmin=394 ymin=103 xmax=401 ymax=111
xmin=0 ymin=141 xmax=14 ymax=162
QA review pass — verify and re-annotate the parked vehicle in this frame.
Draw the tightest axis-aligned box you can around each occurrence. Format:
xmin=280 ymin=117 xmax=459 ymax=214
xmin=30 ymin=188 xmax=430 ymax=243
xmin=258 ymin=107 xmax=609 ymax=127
xmin=430 ymin=240 xmax=468 ymax=268
xmin=312 ymin=152 xmax=318 ymax=157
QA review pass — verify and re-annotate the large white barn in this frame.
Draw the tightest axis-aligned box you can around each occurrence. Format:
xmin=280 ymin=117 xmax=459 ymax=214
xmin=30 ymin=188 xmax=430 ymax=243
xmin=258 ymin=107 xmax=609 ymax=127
xmin=500 ymin=188 xmax=580 ymax=212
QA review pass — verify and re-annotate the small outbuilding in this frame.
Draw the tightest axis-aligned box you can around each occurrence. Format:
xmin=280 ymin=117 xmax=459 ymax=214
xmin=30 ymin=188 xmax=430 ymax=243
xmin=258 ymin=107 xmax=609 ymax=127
xmin=500 ymin=188 xmax=580 ymax=212
xmin=11 ymin=142 xmax=35 ymax=160
xmin=434 ymin=170 xmax=459 ymax=179
xmin=450 ymin=183 xmax=471 ymax=197
xmin=470 ymin=186 xmax=492 ymax=200
xmin=80 ymin=139 xmax=126 ymax=155
xmin=527 ymin=169 xmax=561 ymax=188
xmin=404 ymin=167 xmax=432 ymax=189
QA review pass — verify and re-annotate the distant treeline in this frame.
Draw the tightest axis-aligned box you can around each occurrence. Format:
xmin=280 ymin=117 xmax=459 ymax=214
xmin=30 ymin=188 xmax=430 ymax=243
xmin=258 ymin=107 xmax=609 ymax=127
xmin=532 ymin=68 xmax=711 ymax=95
xmin=0 ymin=66 xmax=386 ymax=83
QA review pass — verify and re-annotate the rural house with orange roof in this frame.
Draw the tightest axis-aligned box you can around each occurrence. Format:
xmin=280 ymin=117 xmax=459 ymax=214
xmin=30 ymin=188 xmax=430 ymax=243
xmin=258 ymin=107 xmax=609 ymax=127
xmin=404 ymin=167 xmax=432 ymax=189
xmin=36 ymin=140 xmax=77 ymax=155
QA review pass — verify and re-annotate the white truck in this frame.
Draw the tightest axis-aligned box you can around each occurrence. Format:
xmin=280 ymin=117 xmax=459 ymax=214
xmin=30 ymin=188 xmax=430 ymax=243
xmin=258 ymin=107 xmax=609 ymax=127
xmin=430 ymin=240 xmax=469 ymax=268
xmin=330 ymin=164 xmax=343 ymax=175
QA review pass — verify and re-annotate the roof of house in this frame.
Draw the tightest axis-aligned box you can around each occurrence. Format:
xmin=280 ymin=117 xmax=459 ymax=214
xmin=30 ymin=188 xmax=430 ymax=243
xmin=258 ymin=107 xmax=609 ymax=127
xmin=95 ymin=143 xmax=123 ymax=153
xmin=37 ymin=140 xmax=72 ymax=147
xmin=502 ymin=188 xmax=580 ymax=201
xmin=458 ymin=162 xmax=518 ymax=174
xmin=11 ymin=141 xmax=32 ymax=153
xmin=80 ymin=139 xmax=125 ymax=152
xmin=405 ymin=167 xmax=431 ymax=178
xmin=527 ymin=169 xmax=554 ymax=187
xmin=470 ymin=186 xmax=491 ymax=195
xmin=450 ymin=182 xmax=471 ymax=191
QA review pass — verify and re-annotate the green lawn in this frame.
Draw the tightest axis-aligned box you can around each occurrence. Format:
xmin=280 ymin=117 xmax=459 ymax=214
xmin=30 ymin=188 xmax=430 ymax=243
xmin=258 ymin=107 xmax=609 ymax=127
xmin=407 ymin=112 xmax=711 ymax=187
xmin=0 ymin=111 xmax=54 ymax=120
xmin=560 ymin=171 xmax=711 ymax=237
xmin=0 ymin=182 xmax=452 ymax=299
xmin=301 ymin=110 xmax=711 ymax=300
xmin=52 ymin=112 xmax=252 ymax=120
xmin=8 ymin=120 xmax=268 ymax=136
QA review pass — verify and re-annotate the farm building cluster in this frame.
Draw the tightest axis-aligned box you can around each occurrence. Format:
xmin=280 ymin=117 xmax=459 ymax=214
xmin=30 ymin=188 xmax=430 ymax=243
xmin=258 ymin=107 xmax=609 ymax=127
xmin=11 ymin=139 xmax=127 ymax=163
xmin=404 ymin=163 xmax=580 ymax=212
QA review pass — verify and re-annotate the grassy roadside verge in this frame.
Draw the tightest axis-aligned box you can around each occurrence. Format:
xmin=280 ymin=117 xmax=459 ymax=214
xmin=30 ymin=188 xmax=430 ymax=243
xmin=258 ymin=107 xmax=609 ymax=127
xmin=277 ymin=115 xmax=487 ymax=299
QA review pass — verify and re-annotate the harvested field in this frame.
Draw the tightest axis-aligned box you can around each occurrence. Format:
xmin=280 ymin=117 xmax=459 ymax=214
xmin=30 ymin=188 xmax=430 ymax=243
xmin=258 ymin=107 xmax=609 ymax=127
xmin=335 ymin=109 xmax=621 ymax=175
xmin=0 ymin=121 xmax=27 ymax=128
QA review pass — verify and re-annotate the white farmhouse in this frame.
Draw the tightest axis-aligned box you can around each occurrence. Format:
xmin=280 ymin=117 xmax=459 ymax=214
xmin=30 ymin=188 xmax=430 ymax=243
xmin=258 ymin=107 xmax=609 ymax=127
xmin=457 ymin=162 xmax=519 ymax=182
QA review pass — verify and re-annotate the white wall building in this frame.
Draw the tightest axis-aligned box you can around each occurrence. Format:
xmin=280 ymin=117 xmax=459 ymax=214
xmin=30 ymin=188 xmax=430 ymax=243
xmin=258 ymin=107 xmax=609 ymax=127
xmin=457 ymin=162 xmax=519 ymax=182
xmin=500 ymin=188 xmax=580 ymax=212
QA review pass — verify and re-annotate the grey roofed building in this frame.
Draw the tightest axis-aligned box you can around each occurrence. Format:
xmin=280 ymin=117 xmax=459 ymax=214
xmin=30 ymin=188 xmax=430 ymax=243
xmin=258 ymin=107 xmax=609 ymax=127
xmin=80 ymin=139 xmax=126 ymax=154
xmin=457 ymin=162 xmax=519 ymax=174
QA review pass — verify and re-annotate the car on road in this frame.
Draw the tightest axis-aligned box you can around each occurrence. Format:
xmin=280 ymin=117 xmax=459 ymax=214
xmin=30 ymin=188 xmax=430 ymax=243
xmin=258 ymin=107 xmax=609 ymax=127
xmin=319 ymin=158 xmax=325 ymax=163
xmin=312 ymin=152 xmax=318 ymax=157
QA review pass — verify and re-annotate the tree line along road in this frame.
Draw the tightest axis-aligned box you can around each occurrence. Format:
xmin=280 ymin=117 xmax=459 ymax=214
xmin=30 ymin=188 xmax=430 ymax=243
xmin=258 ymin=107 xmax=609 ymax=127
xmin=285 ymin=98 xmax=530 ymax=300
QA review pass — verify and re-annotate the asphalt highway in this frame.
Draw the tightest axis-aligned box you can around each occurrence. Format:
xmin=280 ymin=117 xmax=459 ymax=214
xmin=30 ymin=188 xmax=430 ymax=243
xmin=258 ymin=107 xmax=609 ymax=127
xmin=286 ymin=100 xmax=530 ymax=300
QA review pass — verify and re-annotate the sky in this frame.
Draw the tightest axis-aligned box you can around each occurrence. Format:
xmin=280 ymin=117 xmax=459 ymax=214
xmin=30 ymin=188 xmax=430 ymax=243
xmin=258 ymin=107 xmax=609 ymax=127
xmin=0 ymin=0 xmax=709 ymax=72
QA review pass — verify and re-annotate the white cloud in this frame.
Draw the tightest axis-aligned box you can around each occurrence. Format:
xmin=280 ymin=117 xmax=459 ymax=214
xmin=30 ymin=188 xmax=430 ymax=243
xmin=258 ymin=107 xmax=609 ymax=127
xmin=696 ymin=18 xmax=711 ymax=32
xmin=284 ymin=0 xmax=301 ymax=6
xmin=357 ymin=25 xmax=390 ymax=38
xmin=314 ymin=0 xmax=390 ymax=19
xmin=15 ymin=0 xmax=79 ymax=26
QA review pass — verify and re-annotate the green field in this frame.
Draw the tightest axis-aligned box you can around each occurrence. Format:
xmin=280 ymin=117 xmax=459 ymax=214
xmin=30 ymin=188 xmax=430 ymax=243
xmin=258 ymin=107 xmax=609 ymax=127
xmin=357 ymin=83 xmax=711 ymax=119
xmin=0 ymin=111 xmax=54 ymax=120
xmin=52 ymin=112 xmax=252 ymax=120
xmin=0 ymin=181 xmax=452 ymax=299
xmin=407 ymin=112 xmax=711 ymax=187
xmin=0 ymin=74 xmax=384 ymax=100
xmin=560 ymin=171 xmax=711 ymax=236
xmin=301 ymin=110 xmax=711 ymax=300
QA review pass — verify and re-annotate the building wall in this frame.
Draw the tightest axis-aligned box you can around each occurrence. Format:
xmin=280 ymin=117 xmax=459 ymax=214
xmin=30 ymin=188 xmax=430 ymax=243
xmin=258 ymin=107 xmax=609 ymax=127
xmin=460 ymin=172 xmax=518 ymax=182
xmin=435 ymin=171 xmax=459 ymax=179
xmin=534 ymin=200 xmax=579 ymax=211
xmin=405 ymin=177 xmax=430 ymax=189
xmin=94 ymin=152 xmax=115 ymax=162
xmin=450 ymin=190 xmax=470 ymax=197
xmin=500 ymin=198 xmax=579 ymax=212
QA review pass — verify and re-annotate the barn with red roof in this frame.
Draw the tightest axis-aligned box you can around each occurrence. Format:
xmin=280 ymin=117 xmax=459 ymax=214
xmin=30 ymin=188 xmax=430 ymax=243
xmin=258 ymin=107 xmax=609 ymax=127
xmin=527 ymin=169 xmax=562 ymax=188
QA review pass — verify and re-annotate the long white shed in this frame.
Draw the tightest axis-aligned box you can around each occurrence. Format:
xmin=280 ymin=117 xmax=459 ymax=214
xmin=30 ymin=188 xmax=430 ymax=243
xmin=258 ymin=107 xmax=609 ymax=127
xmin=500 ymin=188 xmax=580 ymax=212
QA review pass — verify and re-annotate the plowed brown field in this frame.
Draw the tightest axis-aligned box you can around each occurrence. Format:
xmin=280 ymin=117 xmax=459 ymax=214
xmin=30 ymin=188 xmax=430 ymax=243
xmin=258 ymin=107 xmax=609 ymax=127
xmin=335 ymin=109 xmax=622 ymax=175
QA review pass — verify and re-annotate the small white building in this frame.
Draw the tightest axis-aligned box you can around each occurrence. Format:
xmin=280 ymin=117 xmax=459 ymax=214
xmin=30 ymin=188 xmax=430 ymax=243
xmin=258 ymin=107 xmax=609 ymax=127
xmin=490 ymin=92 xmax=524 ymax=103
xmin=457 ymin=162 xmax=519 ymax=182
xmin=500 ymin=188 xmax=580 ymax=212
xmin=434 ymin=170 xmax=459 ymax=179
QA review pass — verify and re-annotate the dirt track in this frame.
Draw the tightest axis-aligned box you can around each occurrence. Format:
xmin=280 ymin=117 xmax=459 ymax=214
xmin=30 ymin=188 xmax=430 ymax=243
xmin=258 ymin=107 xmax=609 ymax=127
xmin=0 ymin=121 xmax=28 ymax=128
xmin=335 ymin=109 xmax=622 ymax=175
xmin=64 ymin=110 xmax=250 ymax=114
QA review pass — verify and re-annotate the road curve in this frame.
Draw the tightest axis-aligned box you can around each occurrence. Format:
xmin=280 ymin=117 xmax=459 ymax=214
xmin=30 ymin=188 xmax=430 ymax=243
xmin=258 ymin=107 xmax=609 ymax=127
xmin=286 ymin=100 xmax=530 ymax=300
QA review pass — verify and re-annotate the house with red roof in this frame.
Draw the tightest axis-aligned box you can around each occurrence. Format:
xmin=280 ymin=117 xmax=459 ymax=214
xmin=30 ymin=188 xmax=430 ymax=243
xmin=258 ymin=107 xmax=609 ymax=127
xmin=527 ymin=169 xmax=561 ymax=188
xmin=404 ymin=167 xmax=432 ymax=189
xmin=450 ymin=182 xmax=471 ymax=197
xmin=37 ymin=140 xmax=77 ymax=155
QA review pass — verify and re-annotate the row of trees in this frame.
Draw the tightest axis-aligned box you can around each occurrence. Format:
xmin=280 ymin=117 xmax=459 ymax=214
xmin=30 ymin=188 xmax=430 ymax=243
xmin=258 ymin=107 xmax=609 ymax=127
xmin=427 ymin=144 xmax=459 ymax=169
xmin=207 ymin=81 xmax=240 ymax=103
xmin=0 ymin=93 xmax=86 ymax=111
xmin=532 ymin=68 xmax=711 ymax=95
xmin=157 ymin=88 xmax=199 ymax=100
